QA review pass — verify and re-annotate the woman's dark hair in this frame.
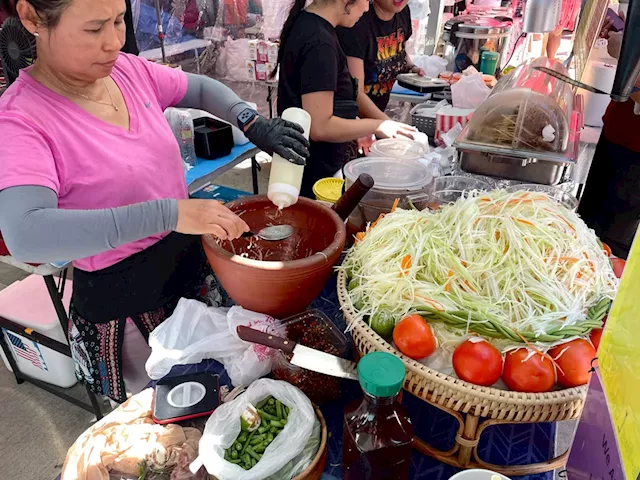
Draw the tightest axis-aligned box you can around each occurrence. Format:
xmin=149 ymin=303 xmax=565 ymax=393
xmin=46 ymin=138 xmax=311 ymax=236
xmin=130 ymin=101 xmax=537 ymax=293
xmin=1 ymin=0 xmax=72 ymax=28
xmin=272 ymin=0 xmax=358 ymax=79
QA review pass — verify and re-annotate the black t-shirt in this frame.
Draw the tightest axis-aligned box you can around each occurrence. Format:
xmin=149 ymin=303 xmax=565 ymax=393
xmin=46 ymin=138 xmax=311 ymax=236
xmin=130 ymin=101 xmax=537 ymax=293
xmin=337 ymin=7 xmax=412 ymax=112
xmin=277 ymin=11 xmax=358 ymax=197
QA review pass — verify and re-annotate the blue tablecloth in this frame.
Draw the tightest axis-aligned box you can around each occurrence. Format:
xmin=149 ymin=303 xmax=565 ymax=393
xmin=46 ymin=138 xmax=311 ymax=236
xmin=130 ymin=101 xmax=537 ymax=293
xmin=158 ymin=273 xmax=555 ymax=480
xmin=185 ymin=143 xmax=256 ymax=187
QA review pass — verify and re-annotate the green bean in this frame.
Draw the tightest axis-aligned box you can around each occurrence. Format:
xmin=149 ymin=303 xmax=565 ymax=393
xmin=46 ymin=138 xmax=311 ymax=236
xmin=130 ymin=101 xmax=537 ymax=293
xmin=256 ymin=397 xmax=270 ymax=410
xmin=240 ymin=430 xmax=256 ymax=456
xmin=270 ymin=426 xmax=279 ymax=434
xmin=257 ymin=426 xmax=268 ymax=435
xmin=268 ymin=398 xmax=275 ymax=406
xmin=275 ymin=399 xmax=283 ymax=420
xmin=250 ymin=434 xmax=266 ymax=445
xmin=234 ymin=442 xmax=243 ymax=451
xmin=231 ymin=450 xmax=239 ymax=459
xmin=266 ymin=432 xmax=274 ymax=443
xmin=246 ymin=446 xmax=261 ymax=461
xmin=228 ymin=458 xmax=242 ymax=465
xmin=242 ymin=453 xmax=251 ymax=465
xmin=237 ymin=432 xmax=248 ymax=443
xmin=257 ymin=409 xmax=278 ymax=421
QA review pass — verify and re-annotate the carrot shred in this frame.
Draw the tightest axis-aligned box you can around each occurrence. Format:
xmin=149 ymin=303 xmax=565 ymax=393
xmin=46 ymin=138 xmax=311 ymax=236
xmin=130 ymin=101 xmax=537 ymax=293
xmin=463 ymin=280 xmax=476 ymax=293
xmin=355 ymin=232 xmax=366 ymax=243
xmin=414 ymin=294 xmax=445 ymax=311
xmin=515 ymin=331 xmax=565 ymax=376
xmin=445 ymin=281 xmax=451 ymax=292
xmin=546 ymin=256 xmax=579 ymax=263
xmin=514 ymin=217 xmax=535 ymax=227
xmin=400 ymin=255 xmax=412 ymax=275
xmin=391 ymin=198 xmax=400 ymax=213
xmin=495 ymin=231 xmax=501 ymax=241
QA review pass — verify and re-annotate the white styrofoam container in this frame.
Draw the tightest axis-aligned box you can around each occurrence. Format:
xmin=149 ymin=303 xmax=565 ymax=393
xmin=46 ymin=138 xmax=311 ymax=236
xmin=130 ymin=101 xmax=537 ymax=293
xmin=0 ymin=274 xmax=77 ymax=388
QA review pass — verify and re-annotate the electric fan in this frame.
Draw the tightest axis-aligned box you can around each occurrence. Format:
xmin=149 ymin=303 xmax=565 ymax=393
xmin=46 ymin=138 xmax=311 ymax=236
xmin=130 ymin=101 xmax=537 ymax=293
xmin=0 ymin=16 xmax=36 ymax=87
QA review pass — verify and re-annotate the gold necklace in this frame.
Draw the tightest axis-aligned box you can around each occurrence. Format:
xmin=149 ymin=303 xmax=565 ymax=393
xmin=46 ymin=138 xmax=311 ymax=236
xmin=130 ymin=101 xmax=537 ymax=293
xmin=38 ymin=68 xmax=119 ymax=112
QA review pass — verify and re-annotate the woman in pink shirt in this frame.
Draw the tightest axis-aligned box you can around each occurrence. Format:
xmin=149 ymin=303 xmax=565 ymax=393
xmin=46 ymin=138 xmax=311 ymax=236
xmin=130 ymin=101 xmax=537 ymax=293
xmin=0 ymin=0 xmax=309 ymax=402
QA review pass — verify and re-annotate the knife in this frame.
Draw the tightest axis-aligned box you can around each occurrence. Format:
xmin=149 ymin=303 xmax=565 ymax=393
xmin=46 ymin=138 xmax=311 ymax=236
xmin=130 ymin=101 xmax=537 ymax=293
xmin=236 ymin=326 xmax=359 ymax=381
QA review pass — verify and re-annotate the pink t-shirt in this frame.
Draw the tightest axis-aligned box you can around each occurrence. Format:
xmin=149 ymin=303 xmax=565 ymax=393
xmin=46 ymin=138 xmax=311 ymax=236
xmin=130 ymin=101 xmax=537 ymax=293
xmin=0 ymin=53 xmax=189 ymax=272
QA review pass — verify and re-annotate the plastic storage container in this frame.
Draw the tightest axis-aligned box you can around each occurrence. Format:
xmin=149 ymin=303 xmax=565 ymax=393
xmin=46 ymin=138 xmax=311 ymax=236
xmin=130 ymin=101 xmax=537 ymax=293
xmin=504 ymin=183 xmax=578 ymax=210
xmin=457 ymin=58 xmax=574 ymax=156
xmin=268 ymin=310 xmax=348 ymax=404
xmin=343 ymin=352 xmax=413 ymax=479
xmin=0 ymin=275 xmax=77 ymax=388
xmin=368 ymin=138 xmax=429 ymax=161
xmin=344 ymin=157 xmax=433 ymax=229
xmin=409 ymin=175 xmax=491 ymax=210
xmin=268 ymin=108 xmax=312 ymax=209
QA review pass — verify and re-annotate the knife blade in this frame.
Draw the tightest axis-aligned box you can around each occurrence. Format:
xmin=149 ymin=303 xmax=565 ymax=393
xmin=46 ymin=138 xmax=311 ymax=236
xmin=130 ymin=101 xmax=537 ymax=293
xmin=236 ymin=326 xmax=359 ymax=381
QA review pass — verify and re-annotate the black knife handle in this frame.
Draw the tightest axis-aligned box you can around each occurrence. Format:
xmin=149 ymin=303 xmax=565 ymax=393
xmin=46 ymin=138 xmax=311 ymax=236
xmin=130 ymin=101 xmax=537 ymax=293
xmin=236 ymin=326 xmax=296 ymax=353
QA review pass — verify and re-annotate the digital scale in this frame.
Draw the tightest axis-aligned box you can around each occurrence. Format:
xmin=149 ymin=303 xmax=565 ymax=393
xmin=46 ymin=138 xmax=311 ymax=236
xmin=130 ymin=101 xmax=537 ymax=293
xmin=152 ymin=373 xmax=220 ymax=424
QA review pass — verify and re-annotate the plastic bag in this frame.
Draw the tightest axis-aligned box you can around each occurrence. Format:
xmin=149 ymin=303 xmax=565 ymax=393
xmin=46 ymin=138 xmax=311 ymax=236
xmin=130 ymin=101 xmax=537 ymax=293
xmin=412 ymin=55 xmax=448 ymax=78
xmin=225 ymin=306 xmax=280 ymax=386
xmin=146 ymin=299 xmax=245 ymax=380
xmin=192 ymin=379 xmax=316 ymax=480
xmin=145 ymin=300 xmax=278 ymax=386
xmin=164 ymin=108 xmax=197 ymax=168
xmin=451 ymin=73 xmax=491 ymax=109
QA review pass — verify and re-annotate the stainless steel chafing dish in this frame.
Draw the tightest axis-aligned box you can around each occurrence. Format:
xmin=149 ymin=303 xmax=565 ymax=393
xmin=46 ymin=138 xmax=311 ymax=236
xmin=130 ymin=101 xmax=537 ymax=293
xmin=454 ymin=58 xmax=581 ymax=185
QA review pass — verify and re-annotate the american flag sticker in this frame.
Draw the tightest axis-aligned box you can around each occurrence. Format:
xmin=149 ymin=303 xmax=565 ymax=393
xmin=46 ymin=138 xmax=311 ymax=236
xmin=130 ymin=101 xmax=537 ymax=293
xmin=4 ymin=331 xmax=48 ymax=371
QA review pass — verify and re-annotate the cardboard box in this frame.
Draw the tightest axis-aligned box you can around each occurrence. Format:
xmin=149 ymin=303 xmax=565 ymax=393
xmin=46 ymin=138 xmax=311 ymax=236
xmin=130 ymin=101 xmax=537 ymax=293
xmin=255 ymin=61 xmax=267 ymax=81
xmin=257 ymin=41 xmax=268 ymax=63
xmin=267 ymin=42 xmax=279 ymax=63
xmin=247 ymin=60 xmax=256 ymax=80
xmin=248 ymin=40 xmax=257 ymax=61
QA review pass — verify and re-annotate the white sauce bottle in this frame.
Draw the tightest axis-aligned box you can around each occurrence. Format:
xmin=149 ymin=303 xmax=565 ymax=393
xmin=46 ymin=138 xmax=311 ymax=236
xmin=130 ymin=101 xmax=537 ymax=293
xmin=267 ymin=107 xmax=312 ymax=209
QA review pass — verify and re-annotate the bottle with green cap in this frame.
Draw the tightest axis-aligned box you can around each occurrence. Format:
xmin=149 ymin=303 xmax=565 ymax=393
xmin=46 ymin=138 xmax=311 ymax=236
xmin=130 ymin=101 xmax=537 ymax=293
xmin=342 ymin=352 xmax=413 ymax=479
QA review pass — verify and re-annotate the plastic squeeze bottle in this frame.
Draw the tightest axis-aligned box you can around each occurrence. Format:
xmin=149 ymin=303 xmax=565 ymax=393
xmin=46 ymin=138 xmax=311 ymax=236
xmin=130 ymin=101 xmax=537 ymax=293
xmin=343 ymin=351 xmax=413 ymax=479
xmin=267 ymin=107 xmax=312 ymax=209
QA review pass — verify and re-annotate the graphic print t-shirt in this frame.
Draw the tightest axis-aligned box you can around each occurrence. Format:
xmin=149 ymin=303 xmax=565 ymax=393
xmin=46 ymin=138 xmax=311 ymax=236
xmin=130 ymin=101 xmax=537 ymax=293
xmin=338 ymin=7 xmax=412 ymax=112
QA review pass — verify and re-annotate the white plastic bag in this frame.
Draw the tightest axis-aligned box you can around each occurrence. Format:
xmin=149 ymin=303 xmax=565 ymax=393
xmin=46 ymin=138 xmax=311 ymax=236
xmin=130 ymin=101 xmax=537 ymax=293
xmin=146 ymin=299 xmax=245 ymax=380
xmin=145 ymin=300 xmax=278 ymax=386
xmin=451 ymin=73 xmax=491 ymax=109
xmin=225 ymin=306 xmax=280 ymax=386
xmin=413 ymin=55 xmax=448 ymax=78
xmin=193 ymin=379 xmax=316 ymax=480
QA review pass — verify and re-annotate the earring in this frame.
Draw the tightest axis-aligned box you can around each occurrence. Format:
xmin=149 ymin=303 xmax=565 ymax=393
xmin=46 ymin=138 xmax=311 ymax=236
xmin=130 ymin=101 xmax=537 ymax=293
xmin=33 ymin=32 xmax=40 ymax=37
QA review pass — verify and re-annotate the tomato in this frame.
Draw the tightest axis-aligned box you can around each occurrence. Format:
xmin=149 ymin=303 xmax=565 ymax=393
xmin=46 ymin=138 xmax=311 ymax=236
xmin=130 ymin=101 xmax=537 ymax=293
xmin=453 ymin=339 xmax=503 ymax=386
xmin=611 ymin=257 xmax=626 ymax=279
xmin=502 ymin=349 xmax=556 ymax=393
xmin=601 ymin=242 xmax=612 ymax=257
xmin=550 ymin=339 xmax=596 ymax=388
xmin=590 ymin=328 xmax=603 ymax=352
xmin=393 ymin=314 xmax=437 ymax=359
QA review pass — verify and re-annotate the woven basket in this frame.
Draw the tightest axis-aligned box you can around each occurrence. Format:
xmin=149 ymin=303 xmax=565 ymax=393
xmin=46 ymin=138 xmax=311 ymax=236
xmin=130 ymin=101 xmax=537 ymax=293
xmin=337 ymin=269 xmax=587 ymax=423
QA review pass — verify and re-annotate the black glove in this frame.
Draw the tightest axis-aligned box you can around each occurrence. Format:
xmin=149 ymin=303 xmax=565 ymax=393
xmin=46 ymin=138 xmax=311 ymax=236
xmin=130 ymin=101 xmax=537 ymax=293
xmin=244 ymin=116 xmax=310 ymax=166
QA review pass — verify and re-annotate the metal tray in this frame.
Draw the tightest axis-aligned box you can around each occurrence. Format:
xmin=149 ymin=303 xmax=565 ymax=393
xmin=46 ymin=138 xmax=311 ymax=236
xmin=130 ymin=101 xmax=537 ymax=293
xmin=459 ymin=151 xmax=569 ymax=185
xmin=397 ymin=74 xmax=449 ymax=94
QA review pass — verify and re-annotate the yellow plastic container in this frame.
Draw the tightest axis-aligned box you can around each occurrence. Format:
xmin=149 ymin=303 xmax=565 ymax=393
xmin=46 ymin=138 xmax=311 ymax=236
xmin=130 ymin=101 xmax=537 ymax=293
xmin=313 ymin=178 xmax=344 ymax=203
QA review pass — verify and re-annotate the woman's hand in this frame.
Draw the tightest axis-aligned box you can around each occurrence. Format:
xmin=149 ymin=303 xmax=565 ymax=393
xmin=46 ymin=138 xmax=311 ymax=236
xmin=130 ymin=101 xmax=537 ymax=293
xmin=175 ymin=200 xmax=249 ymax=240
xmin=244 ymin=116 xmax=310 ymax=166
xmin=409 ymin=65 xmax=426 ymax=77
xmin=375 ymin=120 xmax=418 ymax=140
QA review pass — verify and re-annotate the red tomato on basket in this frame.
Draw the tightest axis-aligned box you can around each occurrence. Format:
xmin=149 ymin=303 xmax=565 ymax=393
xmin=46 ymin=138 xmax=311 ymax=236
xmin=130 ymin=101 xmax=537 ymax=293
xmin=393 ymin=315 xmax=437 ymax=359
xmin=590 ymin=328 xmax=603 ymax=352
xmin=550 ymin=339 xmax=596 ymax=388
xmin=611 ymin=257 xmax=626 ymax=279
xmin=601 ymin=242 xmax=612 ymax=257
xmin=452 ymin=339 xmax=503 ymax=386
xmin=502 ymin=349 xmax=556 ymax=393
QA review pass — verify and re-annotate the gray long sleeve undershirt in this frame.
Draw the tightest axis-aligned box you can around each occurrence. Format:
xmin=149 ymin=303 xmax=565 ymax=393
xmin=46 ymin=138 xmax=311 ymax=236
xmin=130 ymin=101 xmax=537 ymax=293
xmin=0 ymin=73 xmax=253 ymax=264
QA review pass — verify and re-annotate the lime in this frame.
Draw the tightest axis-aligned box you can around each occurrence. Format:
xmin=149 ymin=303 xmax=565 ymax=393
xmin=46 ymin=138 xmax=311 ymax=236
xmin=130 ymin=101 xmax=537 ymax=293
xmin=370 ymin=311 xmax=396 ymax=338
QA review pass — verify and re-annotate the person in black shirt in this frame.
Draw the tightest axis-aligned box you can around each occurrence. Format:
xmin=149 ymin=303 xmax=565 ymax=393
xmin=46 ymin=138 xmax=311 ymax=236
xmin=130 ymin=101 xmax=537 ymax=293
xmin=275 ymin=0 xmax=416 ymax=198
xmin=337 ymin=0 xmax=425 ymax=119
